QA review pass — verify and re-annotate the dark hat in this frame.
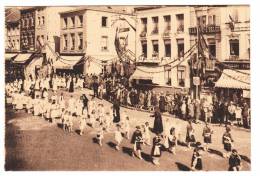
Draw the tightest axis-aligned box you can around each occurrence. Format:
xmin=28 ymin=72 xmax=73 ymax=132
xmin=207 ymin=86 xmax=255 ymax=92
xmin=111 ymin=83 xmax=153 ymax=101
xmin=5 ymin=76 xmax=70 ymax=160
xmin=195 ymin=142 xmax=202 ymax=147
xmin=232 ymin=149 xmax=237 ymax=153
xmin=226 ymin=127 xmax=231 ymax=132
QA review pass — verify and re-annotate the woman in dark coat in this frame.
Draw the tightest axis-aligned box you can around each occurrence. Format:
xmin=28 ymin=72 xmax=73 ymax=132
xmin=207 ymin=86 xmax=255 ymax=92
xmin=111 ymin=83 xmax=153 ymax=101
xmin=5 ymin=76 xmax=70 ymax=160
xmin=113 ymin=99 xmax=121 ymax=123
xmin=69 ymin=77 xmax=74 ymax=93
xmin=159 ymin=94 xmax=166 ymax=112
xmin=151 ymin=107 xmax=163 ymax=134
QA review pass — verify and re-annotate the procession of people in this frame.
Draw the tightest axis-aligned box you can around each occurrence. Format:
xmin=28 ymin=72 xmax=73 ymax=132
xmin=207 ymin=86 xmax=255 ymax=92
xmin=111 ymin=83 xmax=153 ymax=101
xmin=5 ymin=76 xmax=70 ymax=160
xmin=5 ymin=71 xmax=248 ymax=171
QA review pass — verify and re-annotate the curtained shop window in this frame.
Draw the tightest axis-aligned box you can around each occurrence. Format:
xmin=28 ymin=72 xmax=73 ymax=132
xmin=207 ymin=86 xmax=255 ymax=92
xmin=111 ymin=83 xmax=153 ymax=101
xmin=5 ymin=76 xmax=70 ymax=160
xmin=141 ymin=40 xmax=147 ymax=58
xmin=177 ymin=66 xmax=185 ymax=87
xmin=176 ymin=14 xmax=184 ymax=32
xmin=208 ymin=39 xmax=216 ymax=59
xmin=230 ymin=39 xmax=239 ymax=57
xmin=78 ymin=33 xmax=83 ymax=50
xmin=164 ymin=39 xmax=171 ymax=57
xmin=152 ymin=40 xmax=159 ymax=58
xmin=101 ymin=36 xmax=108 ymax=51
xmin=177 ymin=39 xmax=184 ymax=57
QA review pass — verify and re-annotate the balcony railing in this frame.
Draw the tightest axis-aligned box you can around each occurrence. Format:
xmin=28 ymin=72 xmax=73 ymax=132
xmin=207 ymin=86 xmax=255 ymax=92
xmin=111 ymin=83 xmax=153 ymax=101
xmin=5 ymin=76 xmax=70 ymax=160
xmin=162 ymin=26 xmax=171 ymax=38
xmin=177 ymin=24 xmax=184 ymax=33
xmin=139 ymin=30 xmax=147 ymax=38
xmin=137 ymin=55 xmax=160 ymax=64
xmin=151 ymin=26 xmax=159 ymax=35
xmin=228 ymin=55 xmax=239 ymax=61
xmin=189 ymin=25 xmax=221 ymax=35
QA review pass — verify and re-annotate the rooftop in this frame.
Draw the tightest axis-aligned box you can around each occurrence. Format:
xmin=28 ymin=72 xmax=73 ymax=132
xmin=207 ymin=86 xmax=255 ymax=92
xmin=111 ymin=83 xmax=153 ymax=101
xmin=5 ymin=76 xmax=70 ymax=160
xmin=5 ymin=8 xmax=20 ymax=23
xmin=59 ymin=6 xmax=135 ymax=15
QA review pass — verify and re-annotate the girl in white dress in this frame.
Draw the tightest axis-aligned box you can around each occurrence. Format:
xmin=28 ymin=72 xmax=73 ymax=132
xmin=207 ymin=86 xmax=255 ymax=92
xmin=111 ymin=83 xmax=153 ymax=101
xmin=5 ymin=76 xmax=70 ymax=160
xmin=26 ymin=95 xmax=33 ymax=113
xmin=33 ymin=95 xmax=41 ymax=116
xmin=89 ymin=110 xmax=96 ymax=128
xmin=68 ymin=95 xmax=76 ymax=115
xmin=142 ymin=122 xmax=151 ymax=146
xmin=16 ymin=93 xmax=24 ymax=110
xmin=68 ymin=112 xmax=74 ymax=133
xmin=122 ymin=116 xmax=130 ymax=139
xmin=58 ymin=93 xmax=66 ymax=111
xmin=52 ymin=77 xmax=57 ymax=92
xmin=97 ymin=104 xmax=105 ymax=123
xmin=79 ymin=117 xmax=86 ymax=135
xmin=115 ymin=124 xmax=123 ymax=150
xmin=76 ymin=98 xmax=84 ymax=117
xmin=96 ymin=126 xmax=104 ymax=146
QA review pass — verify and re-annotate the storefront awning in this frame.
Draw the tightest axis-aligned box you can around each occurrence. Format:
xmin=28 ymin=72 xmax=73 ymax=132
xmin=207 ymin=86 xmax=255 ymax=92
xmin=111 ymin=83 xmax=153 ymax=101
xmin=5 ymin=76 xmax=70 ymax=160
xmin=54 ymin=55 xmax=84 ymax=70
xmin=5 ymin=53 xmax=18 ymax=61
xmin=215 ymin=69 xmax=250 ymax=90
xmin=130 ymin=66 xmax=165 ymax=85
xmin=12 ymin=53 xmax=32 ymax=64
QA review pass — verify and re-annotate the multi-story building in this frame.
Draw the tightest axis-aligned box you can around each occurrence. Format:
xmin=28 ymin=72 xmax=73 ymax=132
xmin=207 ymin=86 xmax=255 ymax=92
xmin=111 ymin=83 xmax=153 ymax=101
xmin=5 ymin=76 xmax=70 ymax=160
xmin=58 ymin=6 xmax=136 ymax=75
xmin=20 ymin=7 xmax=36 ymax=52
xmin=188 ymin=5 xmax=250 ymax=99
xmin=189 ymin=5 xmax=250 ymax=71
xmin=134 ymin=6 xmax=193 ymax=90
xmin=5 ymin=8 xmax=20 ymax=53
xmin=9 ymin=6 xmax=73 ymax=80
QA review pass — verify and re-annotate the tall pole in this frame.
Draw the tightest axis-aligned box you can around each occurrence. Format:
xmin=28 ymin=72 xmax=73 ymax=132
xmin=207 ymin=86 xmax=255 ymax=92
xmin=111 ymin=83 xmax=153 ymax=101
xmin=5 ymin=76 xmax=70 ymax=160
xmin=196 ymin=17 xmax=200 ymax=100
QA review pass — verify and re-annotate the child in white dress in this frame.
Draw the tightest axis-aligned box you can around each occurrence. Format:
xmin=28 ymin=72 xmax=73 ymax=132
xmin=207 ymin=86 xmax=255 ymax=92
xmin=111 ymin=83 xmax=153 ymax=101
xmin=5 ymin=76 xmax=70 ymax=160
xmin=25 ymin=95 xmax=33 ymax=113
xmin=122 ymin=116 xmax=130 ymax=139
xmin=68 ymin=112 xmax=74 ymax=133
xmin=79 ymin=117 xmax=86 ymax=135
xmin=115 ymin=124 xmax=123 ymax=150
xmin=96 ymin=126 xmax=104 ymax=146
xmin=142 ymin=122 xmax=151 ymax=146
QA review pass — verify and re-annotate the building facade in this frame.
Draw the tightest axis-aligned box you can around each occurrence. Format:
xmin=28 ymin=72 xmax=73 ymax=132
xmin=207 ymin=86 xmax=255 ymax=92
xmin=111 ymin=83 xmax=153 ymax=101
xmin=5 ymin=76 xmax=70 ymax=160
xmin=20 ymin=7 xmax=36 ymax=52
xmin=134 ymin=6 xmax=193 ymax=89
xmin=59 ymin=7 xmax=136 ymax=75
xmin=5 ymin=21 xmax=20 ymax=52
xmin=189 ymin=5 xmax=250 ymax=70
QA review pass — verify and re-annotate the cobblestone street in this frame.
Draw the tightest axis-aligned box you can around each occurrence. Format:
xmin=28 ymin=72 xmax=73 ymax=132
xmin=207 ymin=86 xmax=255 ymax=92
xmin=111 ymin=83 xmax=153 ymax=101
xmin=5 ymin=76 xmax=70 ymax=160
xmin=5 ymin=88 xmax=251 ymax=171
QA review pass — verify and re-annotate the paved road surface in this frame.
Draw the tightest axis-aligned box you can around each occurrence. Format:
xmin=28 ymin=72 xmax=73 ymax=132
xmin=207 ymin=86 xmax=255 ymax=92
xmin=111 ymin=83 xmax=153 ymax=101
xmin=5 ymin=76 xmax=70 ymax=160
xmin=5 ymin=88 xmax=251 ymax=171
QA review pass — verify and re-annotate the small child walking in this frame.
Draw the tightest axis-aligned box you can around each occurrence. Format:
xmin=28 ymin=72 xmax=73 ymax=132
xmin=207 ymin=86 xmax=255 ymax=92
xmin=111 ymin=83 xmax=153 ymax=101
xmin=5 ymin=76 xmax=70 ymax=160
xmin=151 ymin=133 xmax=163 ymax=165
xmin=114 ymin=124 xmax=123 ymax=150
xmin=191 ymin=142 xmax=203 ymax=171
xmin=131 ymin=126 xmax=144 ymax=160
xmin=222 ymin=126 xmax=234 ymax=158
xmin=168 ymin=127 xmax=178 ymax=155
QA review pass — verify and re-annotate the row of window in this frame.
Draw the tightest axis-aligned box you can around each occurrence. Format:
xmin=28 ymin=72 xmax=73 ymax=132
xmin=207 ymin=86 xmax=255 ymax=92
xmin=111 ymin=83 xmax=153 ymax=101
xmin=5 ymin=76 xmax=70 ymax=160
xmin=140 ymin=39 xmax=185 ymax=58
xmin=197 ymin=15 xmax=216 ymax=27
xmin=62 ymin=33 xmax=109 ymax=52
xmin=140 ymin=14 xmax=184 ymax=35
xmin=62 ymin=15 xmax=83 ymax=29
xmin=7 ymin=27 xmax=20 ymax=36
xmin=7 ymin=39 xmax=19 ymax=49
xmin=140 ymin=39 xmax=217 ymax=59
xmin=21 ymin=17 xmax=35 ymax=28
xmin=63 ymin=33 xmax=83 ymax=51
xmin=62 ymin=16 xmax=108 ymax=29
xmin=37 ymin=16 xmax=45 ymax=26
